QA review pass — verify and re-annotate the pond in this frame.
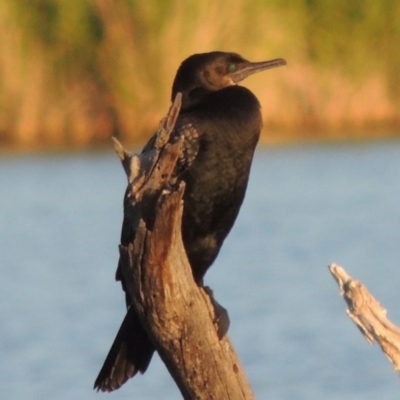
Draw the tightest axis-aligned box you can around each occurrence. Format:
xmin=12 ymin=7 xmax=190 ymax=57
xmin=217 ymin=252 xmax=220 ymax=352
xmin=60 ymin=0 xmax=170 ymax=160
xmin=1 ymin=140 xmax=400 ymax=399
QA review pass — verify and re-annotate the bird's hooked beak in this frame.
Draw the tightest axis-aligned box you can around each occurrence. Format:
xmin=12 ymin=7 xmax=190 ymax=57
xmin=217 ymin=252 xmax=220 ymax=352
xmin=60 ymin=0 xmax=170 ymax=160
xmin=230 ymin=58 xmax=286 ymax=84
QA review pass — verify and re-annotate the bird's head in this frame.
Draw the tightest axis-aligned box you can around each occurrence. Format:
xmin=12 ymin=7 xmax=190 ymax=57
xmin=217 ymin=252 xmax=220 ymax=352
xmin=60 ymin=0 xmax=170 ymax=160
xmin=171 ymin=51 xmax=286 ymax=109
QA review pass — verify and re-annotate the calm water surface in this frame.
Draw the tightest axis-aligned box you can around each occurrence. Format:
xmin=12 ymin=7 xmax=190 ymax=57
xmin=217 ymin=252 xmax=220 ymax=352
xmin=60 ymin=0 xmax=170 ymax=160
xmin=1 ymin=141 xmax=400 ymax=399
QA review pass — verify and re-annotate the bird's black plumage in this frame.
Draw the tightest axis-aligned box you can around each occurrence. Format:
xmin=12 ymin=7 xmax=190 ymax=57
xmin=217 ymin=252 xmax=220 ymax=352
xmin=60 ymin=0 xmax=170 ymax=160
xmin=94 ymin=51 xmax=286 ymax=392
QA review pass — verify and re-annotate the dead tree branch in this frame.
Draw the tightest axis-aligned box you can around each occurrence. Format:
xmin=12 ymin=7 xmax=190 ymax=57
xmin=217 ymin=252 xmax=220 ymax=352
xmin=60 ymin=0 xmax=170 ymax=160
xmin=113 ymin=93 xmax=255 ymax=400
xmin=329 ymin=263 xmax=400 ymax=370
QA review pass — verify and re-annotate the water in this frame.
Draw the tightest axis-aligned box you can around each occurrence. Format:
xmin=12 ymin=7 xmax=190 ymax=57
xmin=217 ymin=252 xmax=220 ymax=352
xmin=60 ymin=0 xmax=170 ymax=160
xmin=1 ymin=141 xmax=400 ymax=399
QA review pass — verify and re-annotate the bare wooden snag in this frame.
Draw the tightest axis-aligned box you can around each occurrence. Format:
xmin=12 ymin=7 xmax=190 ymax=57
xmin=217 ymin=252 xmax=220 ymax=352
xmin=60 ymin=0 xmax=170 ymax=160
xmin=113 ymin=93 xmax=255 ymax=400
xmin=329 ymin=263 xmax=400 ymax=370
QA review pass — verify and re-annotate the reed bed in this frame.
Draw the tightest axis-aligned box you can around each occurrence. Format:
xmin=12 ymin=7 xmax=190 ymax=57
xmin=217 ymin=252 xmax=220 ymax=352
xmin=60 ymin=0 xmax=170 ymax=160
xmin=1 ymin=0 xmax=399 ymax=149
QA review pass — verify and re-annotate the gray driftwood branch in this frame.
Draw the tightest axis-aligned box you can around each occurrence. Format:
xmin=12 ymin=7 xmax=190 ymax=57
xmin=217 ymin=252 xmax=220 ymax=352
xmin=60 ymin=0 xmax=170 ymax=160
xmin=113 ymin=93 xmax=255 ymax=400
xmin=329 ymin=263 xmax=400 ymax=370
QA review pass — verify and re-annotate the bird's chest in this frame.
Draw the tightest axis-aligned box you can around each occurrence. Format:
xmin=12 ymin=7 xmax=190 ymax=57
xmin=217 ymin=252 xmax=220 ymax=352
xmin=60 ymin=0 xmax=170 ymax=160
xmin=181 ymin=122 xmax=258 ymax=232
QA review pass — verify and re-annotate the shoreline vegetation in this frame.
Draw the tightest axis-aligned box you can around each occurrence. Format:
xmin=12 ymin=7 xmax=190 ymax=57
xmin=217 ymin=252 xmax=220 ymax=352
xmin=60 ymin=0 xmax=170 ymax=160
xmin=1 ymin=1 xmax=399 ymax=150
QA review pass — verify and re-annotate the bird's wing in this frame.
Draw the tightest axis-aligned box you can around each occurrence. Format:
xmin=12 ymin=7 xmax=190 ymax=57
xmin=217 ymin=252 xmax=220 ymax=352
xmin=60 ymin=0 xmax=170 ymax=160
xmin=173 ymin=119 xmax=200 ymax=171
xmin=141 ymin=116 xmax=200 ymax=170
xmin=95 ymin=120 xmax=201 ymax=392
xmin=115 ymin=203 xmax=135 ymax=307
xmin=115 ymin=117 xmax=200 ymax=301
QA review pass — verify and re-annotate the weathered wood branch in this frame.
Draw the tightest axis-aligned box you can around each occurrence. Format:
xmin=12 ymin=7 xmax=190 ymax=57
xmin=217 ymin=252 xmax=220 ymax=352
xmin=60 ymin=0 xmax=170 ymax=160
xmin=329 ymin=263 xmax=400 ymax=370
xmin=113 ymin=93 xmax=255 ymax=399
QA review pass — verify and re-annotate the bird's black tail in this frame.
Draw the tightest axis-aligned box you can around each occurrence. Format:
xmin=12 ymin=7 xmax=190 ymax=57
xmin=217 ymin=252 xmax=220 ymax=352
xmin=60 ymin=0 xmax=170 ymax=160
xmin=94 ymin=306 xmax=155 ymax=392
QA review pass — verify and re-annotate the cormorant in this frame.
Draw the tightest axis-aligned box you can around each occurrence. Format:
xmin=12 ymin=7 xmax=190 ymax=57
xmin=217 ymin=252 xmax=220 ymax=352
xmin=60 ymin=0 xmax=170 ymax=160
xmin=94 ymin=51 xmax=286 ymax=392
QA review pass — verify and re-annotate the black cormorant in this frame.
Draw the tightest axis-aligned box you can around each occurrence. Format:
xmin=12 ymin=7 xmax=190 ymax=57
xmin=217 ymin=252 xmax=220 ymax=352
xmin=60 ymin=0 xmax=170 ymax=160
xmin=94 ymin=51 xmax=286 ymax=392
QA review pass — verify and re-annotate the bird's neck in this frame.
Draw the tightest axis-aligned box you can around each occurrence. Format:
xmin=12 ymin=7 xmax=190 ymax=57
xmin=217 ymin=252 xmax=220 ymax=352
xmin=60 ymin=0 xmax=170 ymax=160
xmin=178 ymin=85 xmax=261 ymax=117
xmin=177 ymin=86 xmax=212 ymax=111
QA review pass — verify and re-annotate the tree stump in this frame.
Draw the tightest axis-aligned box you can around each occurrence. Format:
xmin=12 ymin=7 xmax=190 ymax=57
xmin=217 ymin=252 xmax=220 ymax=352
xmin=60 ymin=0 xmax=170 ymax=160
xmin=113 ymin=93 xmax=255 ymax=399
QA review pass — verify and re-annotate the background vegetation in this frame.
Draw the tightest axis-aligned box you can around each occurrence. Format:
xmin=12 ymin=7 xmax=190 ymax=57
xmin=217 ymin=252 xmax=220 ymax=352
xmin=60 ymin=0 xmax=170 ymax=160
xmin=1 ymin=0 xmax=400 ymax=149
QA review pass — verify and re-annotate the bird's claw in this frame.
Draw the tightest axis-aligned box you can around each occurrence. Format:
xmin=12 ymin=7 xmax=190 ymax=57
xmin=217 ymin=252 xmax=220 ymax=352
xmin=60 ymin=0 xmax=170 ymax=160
xmin=204 ymin=286 xmax=230 ymax=339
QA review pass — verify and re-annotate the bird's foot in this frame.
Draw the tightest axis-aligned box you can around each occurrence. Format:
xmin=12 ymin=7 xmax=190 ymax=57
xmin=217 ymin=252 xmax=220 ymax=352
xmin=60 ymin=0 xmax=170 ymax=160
xmin=203 ymin=286 xmax=230 ymax=339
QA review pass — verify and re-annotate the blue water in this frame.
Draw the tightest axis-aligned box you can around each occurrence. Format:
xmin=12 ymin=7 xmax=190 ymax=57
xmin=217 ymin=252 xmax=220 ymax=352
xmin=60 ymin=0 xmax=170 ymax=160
xmin=1 ymin=141 xmax=400 ymax=399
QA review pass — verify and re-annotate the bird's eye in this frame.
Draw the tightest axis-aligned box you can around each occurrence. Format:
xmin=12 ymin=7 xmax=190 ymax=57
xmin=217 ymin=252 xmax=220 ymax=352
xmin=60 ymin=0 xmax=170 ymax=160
xmin=228 ymin=63 xmax=237 ymax=72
